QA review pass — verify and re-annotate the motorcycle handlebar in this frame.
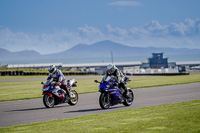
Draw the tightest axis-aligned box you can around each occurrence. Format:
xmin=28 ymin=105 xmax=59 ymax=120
xmin=41 ymin=81 xmax=60 ymax=86
xmin=94 ymin=80 xmax=101 ymax=83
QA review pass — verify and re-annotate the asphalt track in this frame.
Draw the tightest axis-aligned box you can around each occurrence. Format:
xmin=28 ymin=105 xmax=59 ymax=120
xmin=0 ymin=82 xmax=200 ymax=127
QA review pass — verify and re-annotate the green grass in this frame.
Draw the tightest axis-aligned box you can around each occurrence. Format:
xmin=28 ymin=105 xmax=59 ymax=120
xmin=128 ymin=74 xmax=200 ymax=89
xmin=0 ymin=81 xmax=43 ymax=101
xmin=0 ymin=74 xmax=200 ymax=101
xmin=0 ymin=78 xmax=102 ymax=101
xmin=0 ymin=100 xmax=200 ymax=133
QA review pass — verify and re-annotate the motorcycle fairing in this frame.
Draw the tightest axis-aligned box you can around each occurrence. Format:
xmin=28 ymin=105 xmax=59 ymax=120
xmin=99 ymin=80 xmax=123 ymax=106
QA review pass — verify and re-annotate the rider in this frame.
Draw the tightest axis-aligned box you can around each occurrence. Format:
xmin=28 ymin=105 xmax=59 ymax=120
xmin=45 ymin=65 xmax=70 ymax=97
xmin=102 ymin=64 xmax=129 ymax=98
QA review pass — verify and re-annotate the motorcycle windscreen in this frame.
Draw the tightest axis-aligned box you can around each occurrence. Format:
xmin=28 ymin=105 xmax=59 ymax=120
xmin=99 ymin=83 xmax=108 ymax=91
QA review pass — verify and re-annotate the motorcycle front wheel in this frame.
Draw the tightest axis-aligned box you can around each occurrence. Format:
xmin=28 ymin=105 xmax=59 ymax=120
xmin=99 ymin=92 xmax=111 ymax=109
xmin=43 ymin=94 xmax=55 ymax=108
xmin=68 ymin=89 xmax=78 ymax=105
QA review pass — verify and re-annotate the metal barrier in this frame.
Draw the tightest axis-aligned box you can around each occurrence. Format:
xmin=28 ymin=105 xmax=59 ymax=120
xmin=0 ymin=71 xmax=98 ymax=76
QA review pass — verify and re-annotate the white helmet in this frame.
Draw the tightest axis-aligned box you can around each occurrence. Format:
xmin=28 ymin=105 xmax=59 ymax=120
xmin=48 ymin=65 xmax=56 ymax=74
xmin=107 ymin=64 xmax=115 ymax=74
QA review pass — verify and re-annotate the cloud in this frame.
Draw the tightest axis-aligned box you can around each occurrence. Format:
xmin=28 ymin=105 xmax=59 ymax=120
xmin=0 ymin=28 xmax=77 ymax=54
xmin=0 ymin=28 xmax=37 ymax=48
xmin=78 ymin=25 xmax=102 ymax=35
xmin=0 ymin=18 xmax=200 ymax=54
xmin=130 ymin=18 xmax=200 ymax=37
xmin=107 ymin=1 xmax=141 ymax=7
xmin=106 ymin=24 xmax=128 ymax=37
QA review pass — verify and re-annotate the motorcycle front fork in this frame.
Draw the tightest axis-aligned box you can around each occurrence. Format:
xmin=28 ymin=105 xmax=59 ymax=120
xmin=105 ymin=93 xmax=110 ymax=103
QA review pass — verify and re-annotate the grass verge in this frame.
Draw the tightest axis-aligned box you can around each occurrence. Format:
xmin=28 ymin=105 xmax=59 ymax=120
xmin=0 ymin=100 xmax=200 ymax=133
xmin=128 ymin=74 xmax=200 ymax=89
xmin=0 ymin=75 xmax=200 ymax=102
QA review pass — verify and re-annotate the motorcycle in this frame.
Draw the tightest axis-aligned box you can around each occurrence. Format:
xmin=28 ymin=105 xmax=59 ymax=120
xmin=41 ymin=79 xmax=78 ymax=108
xmin=94 ymin=76 xmax=134 ymax=109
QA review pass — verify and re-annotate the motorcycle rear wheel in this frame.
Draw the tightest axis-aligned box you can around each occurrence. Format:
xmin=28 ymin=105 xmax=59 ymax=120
xmin=43 ymin=94 xmax=55 ymax=108
xmin=99 ymin=92 xmax=111 ymax=109
xmin=123 ymin=89 xmax=134 ymax=106
xmin=68 ymin=90 xmax=78 ymax=105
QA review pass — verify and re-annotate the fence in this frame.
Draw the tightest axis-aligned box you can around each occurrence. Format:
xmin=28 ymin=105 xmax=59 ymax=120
xmin=0 ymin=71 xmax=98 ymax=76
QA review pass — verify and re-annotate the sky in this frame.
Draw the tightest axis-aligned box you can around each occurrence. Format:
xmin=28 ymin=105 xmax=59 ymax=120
xmin=0 ymin=0 xmax=200 ymax=54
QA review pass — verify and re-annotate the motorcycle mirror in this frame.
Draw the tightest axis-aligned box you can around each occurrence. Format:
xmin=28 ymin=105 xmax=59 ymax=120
xmin=41 ymin=82 xmax=44 ymax=85
xmin=94 ymin=80 xmax=98 ymax=83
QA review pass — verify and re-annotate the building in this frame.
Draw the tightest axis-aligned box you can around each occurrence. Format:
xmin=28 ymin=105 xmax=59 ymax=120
xmin=148 ymin=53 xmax=168 ymax=68
xmin=5 ymin=52 xmax=200 ymax=75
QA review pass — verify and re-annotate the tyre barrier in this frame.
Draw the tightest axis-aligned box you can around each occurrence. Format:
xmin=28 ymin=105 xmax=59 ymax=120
xmin=0 ymin=71 xmax=98 ymax=76
xmin=0 ymin=71 xmax=24 ymax=76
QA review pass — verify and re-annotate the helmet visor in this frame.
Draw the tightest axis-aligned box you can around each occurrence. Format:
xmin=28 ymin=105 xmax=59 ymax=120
xmin=49 ymin=68 xmax=55 ymax=73
xmin=107 ymin=69 xmax=112 ymax=73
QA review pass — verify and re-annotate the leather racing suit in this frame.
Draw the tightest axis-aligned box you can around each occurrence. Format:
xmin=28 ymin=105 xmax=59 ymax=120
xmin=102 ymin=66 xmax=128 ymax=96
xmin=45 ymin=69 xmax=69 ymax=94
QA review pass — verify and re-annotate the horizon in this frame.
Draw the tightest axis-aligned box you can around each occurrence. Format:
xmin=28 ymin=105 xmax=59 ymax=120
xmin=1 ymin=40 xmax=200 ymax=55
xmin=0 ymin=0 xmax=200 ymax=54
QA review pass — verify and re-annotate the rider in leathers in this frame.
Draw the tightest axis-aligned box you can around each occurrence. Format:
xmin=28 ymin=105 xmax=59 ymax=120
xmin=45 ymin=65 xmax=70 ymax=97
xmin=102 ymin=64 xmax=129 ymax=98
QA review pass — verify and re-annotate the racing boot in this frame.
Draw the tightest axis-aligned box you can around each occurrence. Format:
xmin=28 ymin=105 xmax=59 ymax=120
xmin=64 ymin=94 xmax=70 ymax=102
xmin=120 ymin=97 xmax=124 ymax=103
xmin=124 ymin=89 xmax=130 ymax=99
xmin=61 ymin=93 xmax=67 ymax=103
xmin=61 ymin=89 xmax=69 ymax=102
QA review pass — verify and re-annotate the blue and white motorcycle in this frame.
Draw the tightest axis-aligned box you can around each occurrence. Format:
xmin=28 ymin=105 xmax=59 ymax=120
xmin=94 ymin=76 xmax=134 ymax=109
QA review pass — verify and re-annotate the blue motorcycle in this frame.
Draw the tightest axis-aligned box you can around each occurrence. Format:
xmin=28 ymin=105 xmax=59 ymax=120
xmin=94 ymin=76 xmax=134 ymax=109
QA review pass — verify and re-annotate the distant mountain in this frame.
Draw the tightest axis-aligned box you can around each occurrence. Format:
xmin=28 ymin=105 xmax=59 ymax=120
xmin=1 ymin=40 xmax=200 ymax=61
xmin=0 ymin=48 xmax=42 ymax=61
xmin=45 ymin=40 xmax=200 ymax=59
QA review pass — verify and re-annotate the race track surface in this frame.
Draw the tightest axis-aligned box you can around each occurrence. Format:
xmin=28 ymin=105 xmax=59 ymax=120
xmin=0 ymin=82 xmax=200 ymax=127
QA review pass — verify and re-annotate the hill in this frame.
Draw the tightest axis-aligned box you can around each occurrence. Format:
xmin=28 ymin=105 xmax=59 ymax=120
xmin=1 ymin=40 xmax=200 ymax=61
xmin=0 ymin=48 xmax=42 ymax=61
xmin=45 ymin=40 xmax=200 ymax=59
